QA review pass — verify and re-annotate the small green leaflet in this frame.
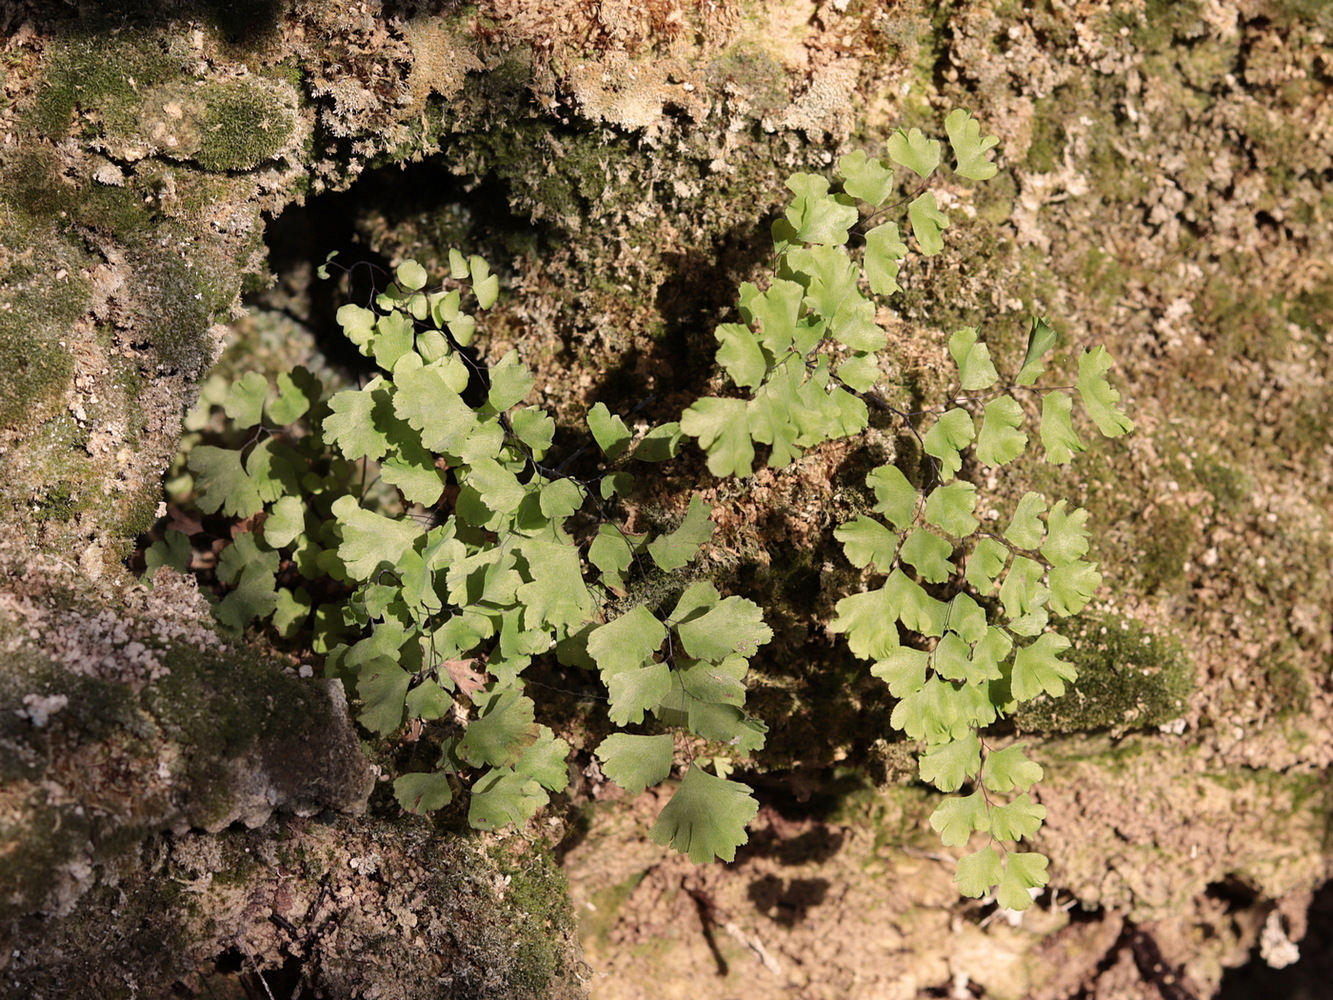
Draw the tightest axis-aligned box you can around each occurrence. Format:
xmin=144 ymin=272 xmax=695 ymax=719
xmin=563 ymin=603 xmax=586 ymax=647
xmin=999 ymin=555 xmax=1046 ymax=619
xmin=595 ymin=733 xmax=674 ymax=796
xmin=955 ymin=845 xmax=1004 ymax=898
xmin=456 ymin=689 xmax=541 ymax=768
xmin=1016 ymin=316 xmax=1058 ymax=386
xmin=263 ymin=494 xmax=305 ymax=548
xmin=1042 ymin=500 xmax=1090 ymax=565
xmin=945 ymin=593 xmax=988 ymax=643
xmin=647 ymin=494 xmax=714 ymax=571
xmin=1005 ymin=491 xmax=1047 ymax=549
xmin=835 ymin=516 xmax=900 ymax=573
xmin=997 ymin=852 xmax=1049 ymax=911
xmin=1011 ymin=632 xmax=1076 ymax=701
xmin=715 ymin=323 xmax=767 ymax=388
xmin=634 ymin=422 xmax=683 ymax=462
xmin=394 ymin=771 xmax=453 ymax=813
xmin=676 ymin=596 xmax=772 ymax=660
xmin=331 ymin=496 xmax=425 ymax=581
xmin=189 ymin=446 xmax=262 ymax=518
xmin=838 ymin=149 xmax=895 ymax=206
xmin=924 ymin=481 xmax=979 ymax=537
xmin=516 ymin=538 xmax=593 ymax=629
xmin=944 ymin=108 xmax=1000 ymax=181
xmin=918 ymin=732 xmax=980 ymax=792
xmin=648 ymin=766 xmax=759 ymax=864
xmin=886 ymin=127 xmax=942 ymax=180
xmin=907 ymin=192 xmax=949 ymax=256
xmin=470 ymin=255 xmax=500 ymax=310
xmin=393 ymin=365 xmax=477 ymax=455
xmin=223 ymin=371 xmax=269 ymax=429
xmin=680 ymin=397 xmax=754 ymax=477
xmin=867 ymin=464 xmax=918 ymax=529
xmin=1076 ymin=346 xmax=1134 ymax=437
xmin=606 ymin=661 xmax=672 ymax=726
xmin=976 ymin=396 xmax=1027 ymax=466
xmin=468 ymin=768 xmax=547 ymax=831
xmin=929 ymin=790 xmax=989 ymax=846
xmin=989 ymin=793 xmax=1046 ymax=842
xmin=515 ymin=725 xmax=572 ymax=792
xmin=142 ymin=529 xmax=190 ymax=582
xmin=487 ymin=351 xmax=534 ymax=411
xmin=965 ymin=537 xmax=1008 ymax=592
xmin=829 ymin=587 xmax=900 ymax=659
xmin=863 ymin=222 xmax=908 ymax=297
xmin=922 ymin=408 xmax=974 ymax=481
xmin=588 ymin=524 xmax=640 ymax=591
xmin=588 ymin=605 xmax=666 ymax=675
xmin=871 ymin=646 xmax=927 ymax=697
xmin=356 ymin=657 xmax=411 ymax=735
xmin=947 ymin=328 xmax=999 ymax=391
xmin=511 ymin=407 xmax=556 ymax=458
xmin=884 ymin=567 xmax=948 ymax=637
xmin=588 ymin=402 xmax=631 ymax=459
xmin=784 ymin=173 xmax=858 ymax=246
xmin=1049 ymin=561 xmax=1101 ymax=616
xmin=982 ymin=743 xmax=1043 ymax=793
xmin=900 ymin=527 xmax=954 ymax=583
xmin=1040 ymin=390 xmax=1085 ymax=464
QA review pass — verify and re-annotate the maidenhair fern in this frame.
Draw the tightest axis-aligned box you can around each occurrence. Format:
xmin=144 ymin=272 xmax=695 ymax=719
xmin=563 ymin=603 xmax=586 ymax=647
xmin=149 ymin=110 xmax=1134 ymax=905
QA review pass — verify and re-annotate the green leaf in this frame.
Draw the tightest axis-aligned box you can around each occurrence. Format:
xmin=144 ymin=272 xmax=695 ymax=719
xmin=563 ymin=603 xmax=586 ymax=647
xmin=394 ymin=771 xmax=453 ymax=813
xmin=907 ymin=191 xmax=949 ymax=255
xmin=647 ymin=494 xmax=714 ymax=571
xmin=396 ymin=259 xmax=428 ymax=291
xmin=511 ymin=407 xmax=556 ymax=458
xmin=714 ymin=323 xmax=767 ymax=389
xmin=867 ymin=464 xmax=918 ymax=530
xmin=142 ymin=529 xmax=191 ymax=581
xmin=596 ymin=733 xmax=675 ymax=796
xmin=634 ymin=422 xmax=683 ymax=462
xmin=955 ymin=845 xmax=1004 ymax=898
xmin=246 ymin=439 xmax=303 ymax=504
xmin=976 ymin=396 xmax=1028 ymax=466
xmin=515 ymin=726 xmax=571 ymax=791
xmin=337 ymin=303 xmax=376 ymax=347
xmin=215 ymin=554 xmax=280 ymax=630
xmin=488 ymin=350 xmax=534 ymax=411
xmin=648 ymin=766 xmax=759 ymax=863
xmin=1040 ymin=390 xmax=1084 ymax=464
xmin=676 ymin=596 xmax=772 ymax=661
xmin=922 ymin=408 xmax=975 ymax=481
xmin=970 ymin=626 xmax=1013 ymax=681
xmin=517 ymin=538 xmax=594 ymax=630
xmin=929 ymin=790 xmax=990 ymax=847
xmin=886 ymin=127 xmax=942 ymax=179
xmin=999 ymin=555 xmax=1047 ymax=619
xmin=382 ymin=438 xmax=446 ymax=507
xmin=263 ymin=494 xmax=305 ymax=549
xmin=1042 ymin=500 xmax=1090 ymax=565
xmin=918 ymin=732 xmax=981 ymax=792
xmin=405 ymin=679 xmax=453 ymax=720
xmin=739 ymin=278 xmax=806 ymax=355
xmin=538 ymin=478 xmax=585 ymax=520
xmin=681 ymin=397 xmax=755 ymax=477
xmin=266 ymin=368 xmax=318 ymax=426
xmin=468 ymin=768 xmax=547 ymax=831
xmin=965 ymin=537 xmax=1009 ymax=592
xmin=356 ymin=658 xmax=411 ymax=735
xmin=457 ymin=690 xmax=541 ymax=768
xmin=1016 ymin=316 xmax=1058 ymax=386
xmin=607 ymin=660 xmax=672 ymax=726
xmin=589 ymin=605 xmax=667 ymax=675
xmin=600 ymin=471 xmax=635 ymax=499
xmin=1076 ymin=346 xmax=1134 ymax=437
xmin=588 ymin=402 xmax=631 ymax=460
xmin=467 ymin=459 xmax=527 ymax=515
xmin=870 ymin=646 xmax=928 ymax=697
xmin=784 ymin=173 xmax=858 ymax=245
xmin=837 ymin=353 xmax=880 ymax=393
xmin=588 ymin=524 xmax=641 ymax=591
xmin=838 ymin=149 xmax=896 ymax=206
xmin=983 ymin=744 xmax=1044 ymax=793
xmin=272 ymin=586 xmax=312 ymax=638
xmin=1007 ymin=607 xmax=1049 ymax=637
xmin=1005 ymin=491 xmax=1047 ymax=549
xmin=932 ymin=633 xmax=973 ymax=682
xmin=996 ymin=852 xmax=1049 ymax=911
xmin=945 ymin=592 xmax=988 ymax=643
xmin=393 ymin=364 xmax=477 ymax=455
xmin=835 ymin=515 xmax=900 ymax=573
xmin=1049 ymin=561 xmax=1101 ymax=616
xmin=948 ymin=327 xmax=1000 ymax=391
xmin=223 ymin=372 xmax=269 ymax=429
xmin=863 ymin=221 xmax=909 ymax=297
xmin=830 ymin=587 xmax=900 ymax=659
xmin=900 ymin=527 xmax=954 ymax=583
xmin=372 ymin=309 xmax=415 ymax=371
xmin=924 ymin=481 xmax=979 ymax=537
xmin=1011 ymin=632 xmax=1076 ymax=701
xmin=470 ymin=255 xmax=499 ymax=309
xmin=189 ymin=446 xmax=262 ymax=518
xmin=944 ymin=108 xmax=1000 ymax=181
xmin=989 ymin=793 xmax=1046 ymax=842
xmin=885 ymin=567 xmax=948 ymax=637
xmin=891 ymin=675 xmax=968 ymax=743
xmin=331 ymin=496 xmax=425 ymax=581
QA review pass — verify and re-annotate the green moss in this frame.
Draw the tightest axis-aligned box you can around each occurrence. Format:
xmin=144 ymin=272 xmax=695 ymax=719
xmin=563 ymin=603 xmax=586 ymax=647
xmin=497 ymin=843 xmax=576 ymax=994
xmin=1015 ymin=615 xmax=1192 ymax=734
xmin=1137 ymin=503 xmax=1194 ymax=595
xmin=193 ymin=80 xmax=295 ymax=171
xmin=1026 ymin=96 xmax=1067 ymax=173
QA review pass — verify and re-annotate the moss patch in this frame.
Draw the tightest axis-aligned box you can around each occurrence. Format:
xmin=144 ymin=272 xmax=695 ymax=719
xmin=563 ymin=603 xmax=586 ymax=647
xmin=1015 ymin=615 xmax=1192 ymax=734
